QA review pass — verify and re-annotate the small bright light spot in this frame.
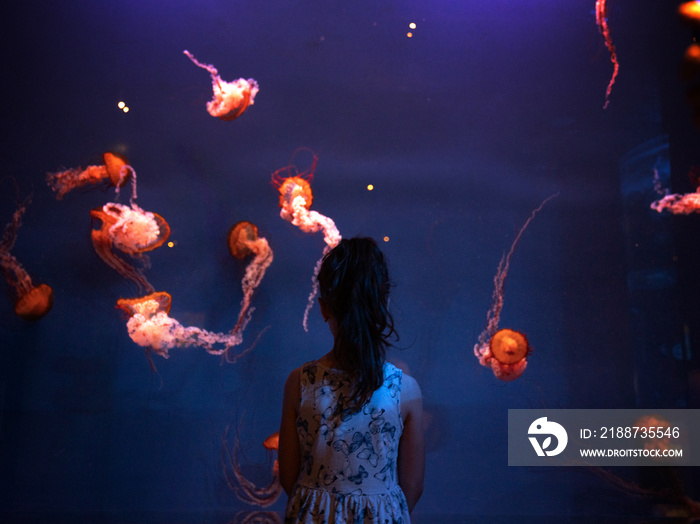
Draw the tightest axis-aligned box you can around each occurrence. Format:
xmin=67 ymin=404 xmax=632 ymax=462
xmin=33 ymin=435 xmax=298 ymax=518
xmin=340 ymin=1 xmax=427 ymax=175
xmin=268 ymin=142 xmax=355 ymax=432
xmin=409 ymin=22 xmax=416 ymax=29
xmin=383 ymin=236 xmax=390 ymax=242
xmin=167 ymin=241 xmax=175 ymax=248
xmin=367 ymin=184 xmax=374 ymax=191
xmin=122 ymin=106 xmax=129 ymax=113
xmin=118 ymin=101 xmax=125 ymax=109
xmin=406 ymin=32 xmax=413 ymax=38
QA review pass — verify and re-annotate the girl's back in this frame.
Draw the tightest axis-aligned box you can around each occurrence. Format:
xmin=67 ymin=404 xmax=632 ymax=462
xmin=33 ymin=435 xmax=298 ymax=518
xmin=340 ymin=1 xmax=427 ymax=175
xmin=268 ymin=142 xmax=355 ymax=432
xmin=285 ymin=359 xmax=410 ymax=523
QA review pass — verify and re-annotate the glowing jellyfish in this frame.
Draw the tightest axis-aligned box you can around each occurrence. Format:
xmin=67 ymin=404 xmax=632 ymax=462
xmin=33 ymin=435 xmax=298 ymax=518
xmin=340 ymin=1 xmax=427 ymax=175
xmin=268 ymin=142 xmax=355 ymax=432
xmin=228 ymin=221 xmax=274 ymax=336
xmin=184 ymin=50 xmax=259 ymax=121
xmin=222 ymin=426 xmax=282 ymax=508
xmin=679 ymin=1 xmax=700 ymax=26
xmin=47 ymin=152 xmax=131 ymax=200
xmin=650 ymin=167 xmax=700 ymax=215
xmin=1 ymin=194 xmax=53 ymax=320
xmin=595 ymin=0 xmax=619 ymax=109
xmin=679 ymin=3 xmax=700 ymax=128
xmin=651 ymin=191 xmax=700 ymax=214
xmin=90 ymin=166 xmax=170 ymax=294
xmin=473 ymin=194 xmax=557 ymax=381
xmin=271 ymin=149 xmax=341 ymax=330
xmin=117 ymin=291 xmax=254 ymax=361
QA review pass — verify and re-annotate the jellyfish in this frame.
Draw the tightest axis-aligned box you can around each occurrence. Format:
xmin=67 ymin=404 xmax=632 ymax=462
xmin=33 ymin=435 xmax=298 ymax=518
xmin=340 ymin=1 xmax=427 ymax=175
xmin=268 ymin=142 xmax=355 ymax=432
xmin=651 ymin=191 xmax=700 ymax=214
xmin=0 ymin=193 xmax=53 ymax=321
xmin=117 ymin=291 xmax=254 ymax=360
xmin=473 ymin=194 xmax=557 ymax=381
xmin=650 ymin=167 xmax=700 ymax=215
xmin=90 ymin=165 xmax=170 ymax=294
xmin=595 ymin=0 xmax=619 ymax=109
xmin=272 ymin=149 xmax=341 ymax=330
xmin=47 ymin=152 xmax=131 ymax=199
xmin=228 ymin=221 xmax=274 ymax=336
xmin=678 ymin=2 xmax=700 ymax=127
xmin=222 ymin=426 xmax=282 ymax=508
xmin=184 ymin=50 xmax=259 ymax=121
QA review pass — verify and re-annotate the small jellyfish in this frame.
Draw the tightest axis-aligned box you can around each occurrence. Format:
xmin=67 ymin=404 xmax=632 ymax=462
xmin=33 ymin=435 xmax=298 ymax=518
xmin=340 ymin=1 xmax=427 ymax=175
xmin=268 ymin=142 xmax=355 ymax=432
xmin=473 ymin=194 xmax=557 ymax=381
xmin=228 ymin=221 xmax=274 ymax=336
xmin=222 ymin=426 xmax=282 ymax=508
xmin=678 ymin=3 xmax=700 ymax=127
xmin=0 ymin=193 xmax=53 ymax=321
xmin=117 ymin=291 xmax=254 ymax=361
xmin=90 ymin=165 xmax=170 ymax=294
xmin=595 ymin=0 xmax=619 ymax=109
xmin=47 ymin=151 xmax=131 ymax=199
xmin=271 ymin=149 xmax=342 ymax=330
xmin=184 ymin=50 xmax=259 ymax=121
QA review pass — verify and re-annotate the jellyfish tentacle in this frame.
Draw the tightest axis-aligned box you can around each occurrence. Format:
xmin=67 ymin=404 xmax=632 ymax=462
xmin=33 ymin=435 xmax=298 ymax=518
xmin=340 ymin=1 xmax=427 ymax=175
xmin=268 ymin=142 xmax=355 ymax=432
xmin=595 ymin=0 xmax=619 ymax=109
xmin=222 ymin=425 xmax=282 ymax=508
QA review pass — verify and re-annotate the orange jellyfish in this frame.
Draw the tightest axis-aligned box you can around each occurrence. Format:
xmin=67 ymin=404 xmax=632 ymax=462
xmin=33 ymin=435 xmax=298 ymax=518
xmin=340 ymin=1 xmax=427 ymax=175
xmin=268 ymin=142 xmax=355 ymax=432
xmin=47 ymin=152 xmax=131 ymax=200
xmin=650 ymin=167 xmax=700 ymax=215
xmin=678 ymin=2 xmax=700 ymax=127
xmin=1 ymin=194 xmax=53 ymax=321
xmin=183 ymin=50 xmax=259 ymax=121
xmin=117 ymin=291 xmax=254 ymax=360
xmin=473 ymin=194 xmax=557 ymax=381
xmin=91 ymin=202 xmax=170 ymax=294
xmin=222 ymin=426 xmax=282 ymax=508
xmin=271 ymin=149 xmax=341 ymax=331
xmin=595 ymin=0 xmax=619 ymax=109
xmin=89 ymin=165 xmax=170 ymax=293
xmin=228 ymin=221 xmax=274 ymax=336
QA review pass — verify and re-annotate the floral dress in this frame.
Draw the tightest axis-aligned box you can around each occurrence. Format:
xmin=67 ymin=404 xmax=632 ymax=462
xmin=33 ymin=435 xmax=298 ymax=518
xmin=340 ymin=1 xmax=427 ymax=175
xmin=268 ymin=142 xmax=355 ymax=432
xmin=284 ymin=360 xmax=410 ymax=524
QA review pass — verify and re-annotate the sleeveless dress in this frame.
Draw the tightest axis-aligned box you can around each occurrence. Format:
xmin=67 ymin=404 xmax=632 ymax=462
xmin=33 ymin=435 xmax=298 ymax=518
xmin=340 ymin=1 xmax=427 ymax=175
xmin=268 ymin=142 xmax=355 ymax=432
xmin=284 ymin=360 xmax=410 ymax=524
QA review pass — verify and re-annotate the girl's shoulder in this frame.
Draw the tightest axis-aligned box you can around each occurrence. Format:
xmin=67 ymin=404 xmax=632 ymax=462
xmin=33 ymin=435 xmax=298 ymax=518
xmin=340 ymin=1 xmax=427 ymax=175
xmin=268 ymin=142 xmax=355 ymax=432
xmin=399 ymin=370 xmax=422 ymax=403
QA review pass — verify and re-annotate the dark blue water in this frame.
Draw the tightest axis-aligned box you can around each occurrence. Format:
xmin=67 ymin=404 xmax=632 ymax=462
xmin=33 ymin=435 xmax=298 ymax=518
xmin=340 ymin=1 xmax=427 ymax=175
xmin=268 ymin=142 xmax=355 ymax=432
xmin=1 ymin=0 xmax=698 ymax=522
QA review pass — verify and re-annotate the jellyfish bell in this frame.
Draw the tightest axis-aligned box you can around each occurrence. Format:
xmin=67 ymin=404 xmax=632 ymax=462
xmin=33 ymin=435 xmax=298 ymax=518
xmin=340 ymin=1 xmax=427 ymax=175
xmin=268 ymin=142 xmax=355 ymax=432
xmin=273 ymin=175 xmax=314 ymax=210
xmin=228 ymin=221 xmax=259 ymax=259
xmin=490 ymin=328 xmax=529 ymax=365
xmin=102 ymin=152 xmax=131 ymax=188
xmin=14 ymin=283 xmax=53 ymax=321
xmin=479 ymin=328 xmax=530 ymax=381
xmin=271 ymin=149 xmax=318 ymax=210
xmin=211 ymin=78 xmax=258 ymax=121
xmin=96 ymin=203 xmax=170 ymax=255
xmin=263 ymin=431 xmax=280 ymax=451
xmin=116 ymin=291 xmax=172 ymax=318
xmin=679 ymin=1 xmax=700 ymax=26
xmin=116 ymin=291 xmax=174 ymax=359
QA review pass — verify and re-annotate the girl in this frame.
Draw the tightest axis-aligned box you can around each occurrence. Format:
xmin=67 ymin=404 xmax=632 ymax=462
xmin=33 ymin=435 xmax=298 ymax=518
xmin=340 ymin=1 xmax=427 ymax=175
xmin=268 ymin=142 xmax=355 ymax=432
xmin=279 ymin=237 xmax=424 ymax=523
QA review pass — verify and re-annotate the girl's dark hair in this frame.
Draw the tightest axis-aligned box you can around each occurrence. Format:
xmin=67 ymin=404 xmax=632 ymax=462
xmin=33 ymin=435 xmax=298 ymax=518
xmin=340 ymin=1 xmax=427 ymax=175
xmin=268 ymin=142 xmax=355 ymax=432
xmin=317 ymin=237 xmax=397 ymax=410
